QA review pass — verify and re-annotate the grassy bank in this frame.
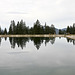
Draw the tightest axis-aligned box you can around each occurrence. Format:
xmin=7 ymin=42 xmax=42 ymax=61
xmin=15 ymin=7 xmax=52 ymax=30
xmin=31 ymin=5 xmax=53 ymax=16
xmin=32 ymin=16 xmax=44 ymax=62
xmin=0 ymin=34 xmax=75 ymax=39
xmin=0 ymin=34 xmax=65 ymax=37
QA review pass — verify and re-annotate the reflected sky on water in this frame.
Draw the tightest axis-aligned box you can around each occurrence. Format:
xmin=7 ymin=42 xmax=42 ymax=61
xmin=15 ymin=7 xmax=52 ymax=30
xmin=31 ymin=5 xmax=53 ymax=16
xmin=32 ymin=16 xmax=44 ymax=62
xmin=0 ymin=37 xmax=75 ymax=50
xmin=0 ymin=37 xmax=75 ymax=75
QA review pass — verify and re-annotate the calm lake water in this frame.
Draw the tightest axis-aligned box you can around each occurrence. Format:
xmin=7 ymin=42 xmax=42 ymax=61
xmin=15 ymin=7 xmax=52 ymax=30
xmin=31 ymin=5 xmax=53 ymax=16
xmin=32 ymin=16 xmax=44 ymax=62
xmin=0 ymin=37 xmax=75 ymax=75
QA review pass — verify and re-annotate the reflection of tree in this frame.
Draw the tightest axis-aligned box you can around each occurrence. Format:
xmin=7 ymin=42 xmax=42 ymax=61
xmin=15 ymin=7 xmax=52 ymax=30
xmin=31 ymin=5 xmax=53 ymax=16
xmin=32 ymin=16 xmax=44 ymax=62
xmin=9 ymin=37 xmax=16 ymax=48
xmin=4 ymin=37 xmax=7 ymax=41
xmin=9 ymin=37 xmax=29 ymax=49
xmin=66 ymin=38 xmax=75 ymax=45
xmin=73 ymin=40 xmax=75 ymax=45
xmin=0 ymin=37 xmax=1 ymax=45
xmin=59 ymin=37 xmax=61 ymax=39
xmin=67 ymin=38 xmax=70 ymax=42
xmin=16 ymin=37 xmax=29 ymax=49
xmin=45 ymin=37 xmax=55 ymax=46
xmin=30 ymin=37 xmax=44 ymax=50
xmin=30 ymin=37 xmax=55 ymax=50
xmin=70 ymin=39 xmax=72 ymax=42
xmin=0 ymin=37 xmax=56 ymax=49
xmin=50 ymin=37 xmax=55 ymax=44
xmin=45 ymin=37 xmax=50 ymax=46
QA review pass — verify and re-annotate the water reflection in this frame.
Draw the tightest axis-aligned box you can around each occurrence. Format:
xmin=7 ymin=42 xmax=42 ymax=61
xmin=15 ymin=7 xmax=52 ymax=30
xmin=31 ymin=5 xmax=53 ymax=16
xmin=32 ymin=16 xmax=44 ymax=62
xmin=9 ymin=37 xmax=55 ymax=50
xmin=4 ymin=37 xmax=7 ymax=41
xmin=30 ymin=37 xmax=44 ymax=50
xmin=66 ymin=38 xmax=75 ymax=45
xmin=9 ymin=37 xmax=29 ymax=49
xmin=0 ymin=37 xmax=55 ymax=50
xmin=0 ymin=37 xmax=1 ymax=45
xmin=0 ymin=37 xmax=75 ymax=49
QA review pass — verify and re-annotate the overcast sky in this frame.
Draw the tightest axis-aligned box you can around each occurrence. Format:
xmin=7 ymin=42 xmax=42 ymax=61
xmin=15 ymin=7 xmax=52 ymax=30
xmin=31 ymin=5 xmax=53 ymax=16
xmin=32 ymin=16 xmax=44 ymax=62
xmin=0 ymin=0 xmax=75 ymax=29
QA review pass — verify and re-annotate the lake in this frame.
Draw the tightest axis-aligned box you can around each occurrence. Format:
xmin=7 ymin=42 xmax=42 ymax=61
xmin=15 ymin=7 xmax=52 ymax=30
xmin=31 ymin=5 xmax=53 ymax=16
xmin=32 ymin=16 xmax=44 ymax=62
xmin=0 ymin=37 xmax=75 ymax=75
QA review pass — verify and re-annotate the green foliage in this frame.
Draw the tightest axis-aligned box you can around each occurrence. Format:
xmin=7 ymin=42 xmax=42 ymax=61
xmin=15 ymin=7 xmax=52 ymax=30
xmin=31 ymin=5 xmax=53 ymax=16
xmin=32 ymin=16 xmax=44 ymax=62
xmin=1 ymin=20 xmax=75 ymax=35
xmin=9 ymin=24 xmax=13 ymax=34
xmin=66 ymin=26 xmax=69 ymax=33
xmin=4 ymin=28 xmax=7 ymax=34
xmin=66 ymin=24 xmax=75 ymax=34
xmin=1 ymin=19 xmax=56 ymax=35
xmin=59 ymin=29 xmax=63 ymax=34
xmin=59 ymin=29 xmax=66 ymax=34
xmin=29 ymin=20 xmax=55 ymax=34
xmin=9 ymin=20 xmax=16 ymax=34
xmin=9 ymin=20 xmax=27 ymax=34
xmin=33 ymin=20 xmax=41 ymax=34
xmin=0 ymin=26 xmax=1 ymax=34
xmin=44 ymin=23 xmax=55 ymax=34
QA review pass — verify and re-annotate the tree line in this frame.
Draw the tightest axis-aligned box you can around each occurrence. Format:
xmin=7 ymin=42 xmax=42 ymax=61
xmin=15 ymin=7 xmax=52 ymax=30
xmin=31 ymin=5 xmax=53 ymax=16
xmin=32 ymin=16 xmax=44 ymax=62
xmin=0 ymin=37 xmax=55 ymax=50
xmin=66 ymin=23 xmax=75 ymax=34
xmin=58 ymin=23 xmax=75 ymax=34
xmin=0 ymin=19 xmax=55 ymax=35
xmin=0 ymin=19 xmax=75 ymax=35
xmin=59 ymin=23 xmax=75 ymax=34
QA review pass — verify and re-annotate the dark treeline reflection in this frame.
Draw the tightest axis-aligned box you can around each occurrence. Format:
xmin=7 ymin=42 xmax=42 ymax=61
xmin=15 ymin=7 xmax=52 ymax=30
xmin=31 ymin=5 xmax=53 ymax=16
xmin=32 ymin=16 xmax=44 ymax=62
xmin=0 ymin=38 xmax=1 ymax=45
xmin=0 ymin=37 xmax=55 ymax=50
xmin=9 ymin=37 xmax=29 ymax=49
xmin=9 ymin=37 xmax=55 ymax=50
xmin=0 ymin=37 xmax=75 ymax=50
xmin=66 ymin=38 xmax=75 ymax=45
xmin=30 ymin=37 xmax=55 ymax=49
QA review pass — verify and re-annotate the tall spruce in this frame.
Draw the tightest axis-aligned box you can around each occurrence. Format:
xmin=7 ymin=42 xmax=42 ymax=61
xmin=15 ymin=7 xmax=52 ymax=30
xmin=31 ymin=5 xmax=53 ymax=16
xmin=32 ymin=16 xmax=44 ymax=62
xmin=0 ymin=26 xmax=1 ymax=34
xmin=73 ymin=23 xmax=75 ymax=34
xmin=9 ymin=20 xmax=16 ymax=34
xmin=4 ymin=28 xmax=7 ymax=34
xmin=33 ymin=19 xmax=41 ymax=34
xmin=50 ymin=24 xmax=55 ymax=34
xmin=19 ymin=20 xmax=26 ymax=34
xmin=8 ymin=19 xmax=56 ymax=35
xmin=66 ymin=23 xmax=75 ymax=34
xmin=66 ymin=26 xmax=70 ymax=34
xmin=16 ymin=21 xmax=20 ymax=34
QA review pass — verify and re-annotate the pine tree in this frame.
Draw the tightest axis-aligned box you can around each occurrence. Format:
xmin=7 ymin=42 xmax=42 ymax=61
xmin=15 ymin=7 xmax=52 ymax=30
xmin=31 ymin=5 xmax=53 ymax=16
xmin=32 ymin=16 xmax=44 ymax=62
xmin=19 ymin=20 xmax=26 ymax=34
xmin=9 ymin=20 xmax=16 ymax=34
xmin=4 ymin=28 xmax=7 ymax=35
xmin=12 ymin=20 xmax=16 ymax=34
xmin=59 ymin=29 xmax=62 ymax=34
xmin=66 ymin=26 xmax=70 ymax=34
xmin=16 ymin=21 xmax=20 ymax=34
xmin=33 ymin=19 xmax=41 ymax=34
xmin=50 ymin=24 xmax=55 ymax=34
xmin=9 ymin=24 xmax=13 ymax=34
xmin=73 ymin=24 xmax=75 ymax=34
xmin=0 ymin=26 xmax=1 ymax=34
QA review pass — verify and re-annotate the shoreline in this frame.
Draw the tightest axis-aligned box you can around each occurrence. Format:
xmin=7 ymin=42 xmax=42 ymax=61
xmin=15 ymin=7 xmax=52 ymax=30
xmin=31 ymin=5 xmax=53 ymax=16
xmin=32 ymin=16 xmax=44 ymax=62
xmin=0 ymin=35 xmax=75 ymax=39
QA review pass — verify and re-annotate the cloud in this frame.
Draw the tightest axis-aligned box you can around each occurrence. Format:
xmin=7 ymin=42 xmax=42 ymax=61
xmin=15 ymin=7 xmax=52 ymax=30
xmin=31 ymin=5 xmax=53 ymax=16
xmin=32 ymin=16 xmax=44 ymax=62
xmin=0 ymin=0 xmax=75 ymax=29
xmin=7 ymin=12 xmax=28 ymax=15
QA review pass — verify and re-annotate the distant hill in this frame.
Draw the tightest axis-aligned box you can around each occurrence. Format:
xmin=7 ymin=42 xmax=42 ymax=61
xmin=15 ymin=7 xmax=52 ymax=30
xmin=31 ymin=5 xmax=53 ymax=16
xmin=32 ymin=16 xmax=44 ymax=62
xmin=55 ymin=28 xmax=67 ymax=34
xmin=55 ymin=28 xmax=59 ymax=34
xmin=61 ymin=28 xmax=67 ymax=31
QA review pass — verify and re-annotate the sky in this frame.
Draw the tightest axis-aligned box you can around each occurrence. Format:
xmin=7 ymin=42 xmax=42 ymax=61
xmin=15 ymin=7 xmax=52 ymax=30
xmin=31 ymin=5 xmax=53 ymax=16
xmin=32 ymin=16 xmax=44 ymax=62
xmin=0 ymin=0 xmax=75 ymax=30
